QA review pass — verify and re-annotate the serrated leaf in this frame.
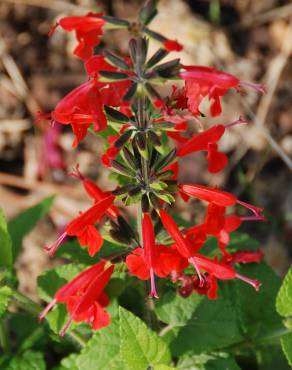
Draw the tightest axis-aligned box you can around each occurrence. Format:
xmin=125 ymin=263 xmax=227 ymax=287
xmin=0 ymin=209 xmax=13 ymax=268
xmin=6 ymin=350 xmax=45 ymax=370
xmin=281 ymin=332 xmax=292 ymax=366
xmin=177 ymin=353 xmax=241 ymax=370
xmin=235 ymin=263 xmax=282 ymax=340
xmin=8 ymin=196 xmax=54 ymax=261
xmin=166 ymin=285 xmax=243 ymax=356
xmin=53 ymin=353 xmax=80 ymax=370
xmin=76 ymin=319 xmax=125 ymax=370
xmin=155 ymin=290 xmax=203 ymax=326
xmin=276 ymin=268 xmax=292 ymax=318
xmin=119 ymin=306 xmax=171 ymax=369
xmin=0 ymin=286 xmax=12 ymax=317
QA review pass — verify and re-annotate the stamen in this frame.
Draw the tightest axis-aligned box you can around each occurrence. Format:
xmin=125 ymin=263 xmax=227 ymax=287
xmin=239 ymin=80 xmax=267 ymax=94
xmin=69 ymin=164 xmax=84 ymax=180
xmin=59 ymin=316 xmax=74 ymax=337
xmin=237 ymin=200 xmax=264 ymax=218
xmin=149 ymin=268 xmax=159 ymax=299
xmin=225 ymin=115 xmax=248 ymax=129
xmin=39 ymin=298 xmax=57 ymax=321
xmin=44 ymin=232 xmax=67 ymax=256
xmin=189 ymin=257 xmax=204 ymax=287
xmin=236 ymin=273 xmax=261 ymax=291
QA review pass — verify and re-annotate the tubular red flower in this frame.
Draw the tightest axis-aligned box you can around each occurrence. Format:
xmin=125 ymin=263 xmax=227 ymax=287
xmin=44 ymin=196 xmax=115 ymax=256
xmin=206 ymin=143 xmax=228 ymax=173
xmin=50 ymin=13 xmax=105 ymax=60
xmin=179 ymin=184 xmax=236 ymax=207
xmin=70 ymin=165 xmax=119 ymax=219
xmin=180 ymin=65 xmax=265 ymax=117
xmin=39 ymin=261 xmax=114 ymax=335
xmin=160 ymin=209 xmax=198 ymax=259
xmin=85 ymin=55 xmax=131 ymax=106
xmin=177 ymin=125 xmax=225 ymax=157
xmin=51 ymin=79 xmax=107 ymax=147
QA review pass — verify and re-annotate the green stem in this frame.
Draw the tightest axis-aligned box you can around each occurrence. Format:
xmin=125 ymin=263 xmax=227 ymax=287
xmin=0 ymin=320 xmax=10 ymax=352
xmin=137 ymin=202 xmax=143 ymax=244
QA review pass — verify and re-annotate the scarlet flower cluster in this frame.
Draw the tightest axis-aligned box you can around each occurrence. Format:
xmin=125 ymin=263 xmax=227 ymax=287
xmin=39 ymin=1 xmax=266 ymax=336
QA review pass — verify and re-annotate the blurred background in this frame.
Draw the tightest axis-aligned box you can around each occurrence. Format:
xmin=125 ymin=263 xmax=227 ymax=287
xmin=0 ymin=0 xmax=291 ymax=300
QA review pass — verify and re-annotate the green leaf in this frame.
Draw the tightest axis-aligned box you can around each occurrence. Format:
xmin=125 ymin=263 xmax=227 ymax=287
xmin=6 ymin=350 xmax=45 ymax=370
xmin=204 ymin=357 xmax=241 ymax=370
xmin=53 ymin=354 xmax=80 ymax=370
xmin=119 ymin=306 xmax=171 ymax=369
xmin=235 ymin=262 xmax=282 ymax=340
xmin=8 ymin=196 xmax=54 ymax=260
xmin=177 ymin=353 xmax=240 ymax=370
xmin=281 ymin=332 xmax=292 ymax=366
xmin=0 ymin=286 xmax=12 ymax=317
xmin=55 ymin=239 xmax=125 ymax=265
xmin=177 ymin=354 xmax=241 ymax=370
xmin=155 ymin=290 xmax=203 ymax=326
xmin=165 ymin=285 xmax=243 ymax=356
xmin=76 ymin=318 xmax=125 ymax=370
xmin=276 ymin=267 xmax=292 ymax=317
xmin=0 ymin=209 xmax=13 ymax=268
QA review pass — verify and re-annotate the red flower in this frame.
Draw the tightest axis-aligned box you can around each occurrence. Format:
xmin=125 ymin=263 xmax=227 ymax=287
xmin=70 ymin=165 xmax=119 ymax=219
xmin=50 ymin=13 xmax=105 ymax=60
xmin=85 ymin=55 xmax=132 ymax=107
xmin=177 ymin=124 xmax=228 ymax=173
xmin=51 ymin=79 xmax=107 ymax=147
xmin=160 ymin=209 xmax=261 ymax=290
xmin=39 ymin=261 xmax=114 ymax=335
xmin=163 ymin=39 xmax=183 ymax=52
xmin=126 ymin=213 xmax=187 ymax=298
xmin=45 ymin=196 xmax=115 ymax=257
xmin=179 ymin=184 xmax=236 ymax=207
xmin=180 ymin=65 xmax=266 ymax=117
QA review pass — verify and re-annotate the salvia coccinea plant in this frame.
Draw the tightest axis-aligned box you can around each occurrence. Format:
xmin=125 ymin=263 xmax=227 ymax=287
xmin=36 ymin=1 xmax=269 ymax=338
xmin=1 ymin=3 xmax=290 ymax=369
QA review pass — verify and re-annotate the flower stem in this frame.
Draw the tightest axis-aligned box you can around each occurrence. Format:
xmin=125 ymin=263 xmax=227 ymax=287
xmin=0 ymin=320 xmax=10 ymax=353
